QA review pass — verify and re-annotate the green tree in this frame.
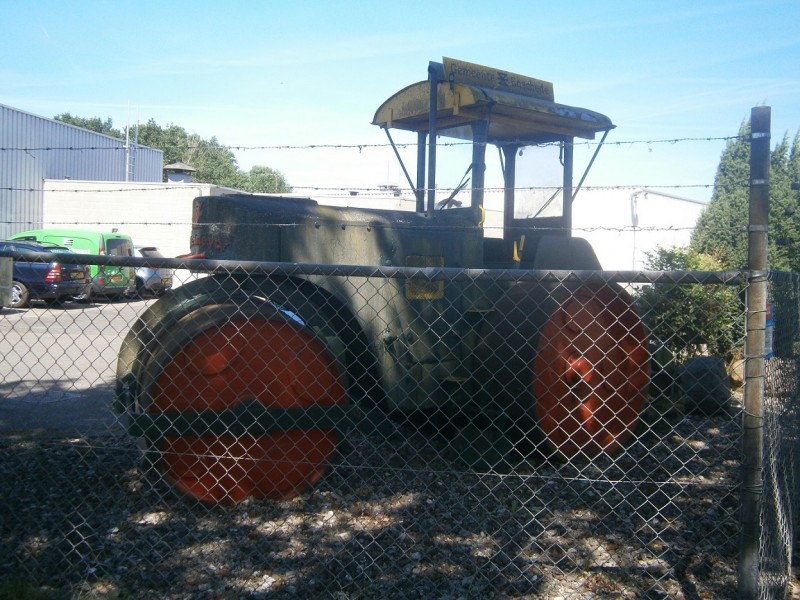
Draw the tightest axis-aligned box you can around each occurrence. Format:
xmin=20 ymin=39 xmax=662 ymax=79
xmin=691 ymin=120 xmax=800 ymax=271
xmin=635 ymin=246 xmax=744 ymax=361
xmin=183 ymin=135 xmax=245 ymax=189
xmin=690 ymin=122 xmax=750 ymax=268
xmin=53 ymin=114 xmax=292 ymax=192
xmin=54 ymin=113 xmax=121 ymax=137
xmin=131 ymin=122 xmax=246 ymax=186
xmin=768 ymin=133 xmax=799 ymax=270
xmin=243 ymin=165 xmax=292 ymax=193
xmin=132 ymin=120 xmax=191 ymax=166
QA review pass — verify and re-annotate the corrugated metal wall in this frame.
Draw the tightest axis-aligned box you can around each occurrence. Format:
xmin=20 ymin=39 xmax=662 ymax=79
xmin=0 ymin=104 xmax=163 ymax=239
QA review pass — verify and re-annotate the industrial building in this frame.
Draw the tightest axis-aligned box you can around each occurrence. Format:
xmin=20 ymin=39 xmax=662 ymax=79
xmin=0 ymin=104 xmax=163 ymax=240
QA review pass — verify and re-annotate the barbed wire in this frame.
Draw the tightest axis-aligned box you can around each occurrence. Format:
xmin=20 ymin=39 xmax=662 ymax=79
xmin=0 ymin=134 xmax=744 ymax=154
xmin=1 ymin=183 xmax=718 ymax=195
xmin=0 ymin=184 xmax=217 ymax=193
xmin=0 ymin=217 xmax=731 ymax=236
xmin=290 ymin=183 xmax=718 ymax=193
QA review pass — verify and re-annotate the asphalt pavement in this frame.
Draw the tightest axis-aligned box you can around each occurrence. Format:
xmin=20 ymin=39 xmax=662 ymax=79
xmin=0 ymin=297 xmax=150 ymax=434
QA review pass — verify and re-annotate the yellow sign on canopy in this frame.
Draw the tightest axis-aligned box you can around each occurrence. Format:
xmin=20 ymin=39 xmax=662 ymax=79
xmin=442 ymin=57 xmax=554 ymax=101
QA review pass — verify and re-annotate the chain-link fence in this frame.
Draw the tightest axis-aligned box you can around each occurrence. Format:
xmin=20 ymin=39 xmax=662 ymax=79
xmin=760 ymin=271 xmax=800 ymax=597
xmin=3 ymin=251 xmax=796 ymax=599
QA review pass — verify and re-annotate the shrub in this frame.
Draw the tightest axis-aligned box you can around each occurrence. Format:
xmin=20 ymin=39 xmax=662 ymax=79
xmin=635 ymin=246 xmax=744 ymax=363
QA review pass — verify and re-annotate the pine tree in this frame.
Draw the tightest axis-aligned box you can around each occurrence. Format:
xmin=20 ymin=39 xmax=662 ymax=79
xmin=690 ymin=122 xmax=750 ymax=268
xmin=769 ymin=133 xmax=797 ymax=270
xmin=691 ymin=121 xmax=800 ymax=271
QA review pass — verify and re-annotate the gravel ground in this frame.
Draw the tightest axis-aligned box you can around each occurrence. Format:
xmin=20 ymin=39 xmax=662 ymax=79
xmin=0 ymin=405 xmax=751 ymax=599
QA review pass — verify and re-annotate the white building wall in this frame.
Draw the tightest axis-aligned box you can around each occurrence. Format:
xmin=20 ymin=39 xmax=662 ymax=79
xmin=42 ymin=180 xmax=238 ymax=259
xmin=441 ymin=187 xmax=706 ymax=271
xmin=572 ymin=188 xmax=706 ymax=271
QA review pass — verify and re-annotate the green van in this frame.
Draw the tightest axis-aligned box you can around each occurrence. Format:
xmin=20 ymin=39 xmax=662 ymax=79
xmin=9 ymin=229 xmax=135 ymax=300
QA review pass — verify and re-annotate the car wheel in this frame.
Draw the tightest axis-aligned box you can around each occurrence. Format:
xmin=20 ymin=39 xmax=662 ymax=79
xmin=11 ymin=281 xmax=30 ymax=309
xmin=134 ymin=277 xmax=149 ymax=298
xmin=75 ymin=287 xmax=94 ymax=303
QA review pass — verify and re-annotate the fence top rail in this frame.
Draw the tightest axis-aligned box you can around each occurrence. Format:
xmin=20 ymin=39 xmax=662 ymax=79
xmin=0 ymin=250 xmax=746 ymax=285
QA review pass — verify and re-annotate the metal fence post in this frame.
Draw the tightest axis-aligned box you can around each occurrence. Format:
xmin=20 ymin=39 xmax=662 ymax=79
xmin=739 ymin=105 xmax=771 ymax=598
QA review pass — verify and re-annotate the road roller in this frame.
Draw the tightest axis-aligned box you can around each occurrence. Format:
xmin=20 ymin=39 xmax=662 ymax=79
xmin=116 ymin=57 xmax=650 ymax=504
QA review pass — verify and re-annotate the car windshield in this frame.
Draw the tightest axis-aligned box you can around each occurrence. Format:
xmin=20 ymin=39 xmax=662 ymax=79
xmin=107 ymin=239 xmax=132 ymax=256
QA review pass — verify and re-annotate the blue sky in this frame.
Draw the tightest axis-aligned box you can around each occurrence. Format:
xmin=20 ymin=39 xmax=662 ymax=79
xmin=3 ymin=0 xmax=799 ymax=203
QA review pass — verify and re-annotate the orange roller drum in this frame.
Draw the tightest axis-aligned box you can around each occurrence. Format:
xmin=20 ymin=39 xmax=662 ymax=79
xmin=533 ymin=283 xmax=650 ymax=458
xmin=148 ymin=315 xmax=346 ymax=505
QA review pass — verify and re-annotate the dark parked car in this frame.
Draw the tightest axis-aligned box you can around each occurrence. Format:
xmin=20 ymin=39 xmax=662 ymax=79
xmin=133 ymin=246 xmax=173 ymax=297
xmin=0 ymin=240 xmax=90 ymax=308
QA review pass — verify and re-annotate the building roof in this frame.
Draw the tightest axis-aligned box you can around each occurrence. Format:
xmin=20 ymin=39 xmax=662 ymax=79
xmin=164 ymin=162 xmax=196 ymax=172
